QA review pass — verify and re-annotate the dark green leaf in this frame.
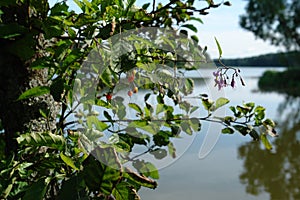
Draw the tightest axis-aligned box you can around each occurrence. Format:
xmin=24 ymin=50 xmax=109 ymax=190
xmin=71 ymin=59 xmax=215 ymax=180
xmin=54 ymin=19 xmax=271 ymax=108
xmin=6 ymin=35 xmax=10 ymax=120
xmin=0 ymin=23 xmax=28 ymax=39
xmin=144 ymin=93 xmax=151 ymax=102
xmin=191 ymin=35 xmax=199 ymax=43
xmin=190 ymin=17 xmax=203 ymax=24
xmin=222 ymin=127 xmax=234 ymax=134
xmin=23 ymin=179 xmax=48 ymax=200
xmin=50 ymin=78 xmax=64 ymax=102
xmin=142 ymin=3 xmax=151 ymax=10
xmin=112 ymin=182 xmax=140 ymax=200
xmin=182 ymin=24 xmax=197 ymax=33
xmin=83 ymin=148 xmax=122 ymax=194
xmin=150 ymin=148 xmax=167 ymax=160
xmin=57 ymin=175 xmax=87 ymax=200
xmin=249 ymin=129 xmax=260 ymax=141
xmin=233 ymin=125 xmax=250 ymax=136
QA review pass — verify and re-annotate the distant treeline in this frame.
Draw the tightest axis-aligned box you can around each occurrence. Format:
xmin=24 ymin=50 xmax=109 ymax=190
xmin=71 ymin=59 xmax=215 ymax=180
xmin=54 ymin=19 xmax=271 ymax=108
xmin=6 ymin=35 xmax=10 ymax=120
xmin=214 ymin=51 xmax=300 ymax=67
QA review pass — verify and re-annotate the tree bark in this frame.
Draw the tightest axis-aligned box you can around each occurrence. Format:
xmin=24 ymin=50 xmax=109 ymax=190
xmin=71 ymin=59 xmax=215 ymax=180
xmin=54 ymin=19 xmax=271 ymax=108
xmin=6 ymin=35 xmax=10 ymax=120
xmin=0 ymin=48 xmax=60 ymax=155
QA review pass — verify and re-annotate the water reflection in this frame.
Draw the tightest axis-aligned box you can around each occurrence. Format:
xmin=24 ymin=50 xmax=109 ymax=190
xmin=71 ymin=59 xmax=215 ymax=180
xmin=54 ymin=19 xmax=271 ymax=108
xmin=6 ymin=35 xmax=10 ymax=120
xmin=238 ymin=96 xmax=300 ymax=200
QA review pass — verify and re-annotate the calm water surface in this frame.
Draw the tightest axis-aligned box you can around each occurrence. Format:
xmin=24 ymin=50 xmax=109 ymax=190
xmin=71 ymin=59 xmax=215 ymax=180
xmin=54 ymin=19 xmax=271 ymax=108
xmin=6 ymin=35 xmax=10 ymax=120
xmin=140 ymin=67 xmax=300 ymax=200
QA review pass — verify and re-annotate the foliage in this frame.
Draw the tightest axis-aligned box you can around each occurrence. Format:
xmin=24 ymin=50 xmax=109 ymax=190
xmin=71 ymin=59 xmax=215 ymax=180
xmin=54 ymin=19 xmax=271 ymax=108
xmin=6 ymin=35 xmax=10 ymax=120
xmin=215 ymin=51 xmax=300 ymax=67
xmin=0 ymin=0 xmax=277 ymax=199
xmin=240 ymin=0 xmax=300 ymax=50
xmin=258 ymin=69 xmax=300 ymax=96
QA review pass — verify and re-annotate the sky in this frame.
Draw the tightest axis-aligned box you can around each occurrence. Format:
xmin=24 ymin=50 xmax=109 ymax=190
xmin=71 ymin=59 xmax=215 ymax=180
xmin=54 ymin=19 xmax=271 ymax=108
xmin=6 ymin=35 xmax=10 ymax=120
xmin=49 ymin=0 xmax=285 ymax=59
xmin=192 ymin=0 xmax=285 ymax=58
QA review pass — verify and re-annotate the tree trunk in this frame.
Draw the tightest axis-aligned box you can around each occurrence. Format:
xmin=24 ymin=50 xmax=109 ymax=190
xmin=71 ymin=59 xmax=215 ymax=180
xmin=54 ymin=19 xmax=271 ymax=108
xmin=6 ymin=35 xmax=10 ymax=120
xmin=0 ymin=49 xmax=60 ymax=155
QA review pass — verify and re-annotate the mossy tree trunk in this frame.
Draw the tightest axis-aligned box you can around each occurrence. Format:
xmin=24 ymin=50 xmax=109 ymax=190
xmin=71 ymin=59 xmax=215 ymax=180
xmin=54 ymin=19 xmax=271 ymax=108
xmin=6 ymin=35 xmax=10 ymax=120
xmin=0 ymin=2 xmax=59 ymax=156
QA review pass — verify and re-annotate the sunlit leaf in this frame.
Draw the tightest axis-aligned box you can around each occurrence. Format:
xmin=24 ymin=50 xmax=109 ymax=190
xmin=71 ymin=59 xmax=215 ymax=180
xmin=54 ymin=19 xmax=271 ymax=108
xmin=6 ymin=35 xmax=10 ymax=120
xmin=202 ymin=98 xmax=214 ymax=111
xmin=60 ymin=152 xmax=79 ymax=170
xmin=214 ymin=37 xmax=222 ymax=58
xmin=18 ymin=86 xmax=50 ymax=101
xmin=129 ymin=103 xmax=143 ymax=115
xmin=17 ymin=132 xmax=65 ymax=150
xmin=214 ymin=97 xmax=229 ymax=110
xmin=260 ymin=134 xmax=272 ymax=150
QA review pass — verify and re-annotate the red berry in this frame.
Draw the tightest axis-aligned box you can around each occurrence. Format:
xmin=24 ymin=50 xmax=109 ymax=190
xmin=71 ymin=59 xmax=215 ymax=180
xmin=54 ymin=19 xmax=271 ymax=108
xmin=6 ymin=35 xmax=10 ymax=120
xmin=128 ymin=75 xmax=134 ymax=83
xmin=133 ymin=87 xmax=138 ymax=93
xmin=106 ymin=93 xmax=112 ymax=101
xmin=127 ymin=90 xmax=133 ymax=97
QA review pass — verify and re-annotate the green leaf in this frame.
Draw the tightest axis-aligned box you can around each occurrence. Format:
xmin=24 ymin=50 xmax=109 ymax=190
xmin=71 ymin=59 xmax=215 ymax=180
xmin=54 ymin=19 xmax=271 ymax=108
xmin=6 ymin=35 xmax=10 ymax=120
xmin=124 ymin=167 xmax=157 ymax=189
xmin=23 ymin=179 xmax=49 ymax=200
xmin=60 ymin=152 xmax=79 ymax=170
xmin=190 ymin=17 xmax=203 ymax=24
xmin=86 ymin=116 xmax=109 ymax=131
xmin=189 ymin=118 xmax=201 ymax=132
xmin=18 ymin=86 xmax=50 ymax=100
xmin=237 ymin=105 xmax=250 ymax=115
xmin=221 ymin=127 xmax=234 ymax=134
xmin=182 ymin=24 xmax=198 ymax=33
xmin=260 ymin=134 xmax=272 ymax=150
xmin=112 ymin=182 xmax=140 ymax=200
xmin=183 ymin=78 xmax=194 ymax=95
xmin=233 ymin=125 xmax=250 ymax=136
xmin=153 ymin=131 xmax=171 ymax=146
xmin=142 ymin=3 xmax=151 ymax=10
xmin=150 ymin=148 xmax=167 ymax=160
xmin=83 ymin=148 xmax=122 ymax=194
xmin=255 ymin=106 xmax=265 ymax=120
xmin=249 ymin=129 xmax=260 ymax=141
xmin=214 ymin=37 xmax=222 ymax=58
xmin=125 ymin=0 xmax=137 ymax=15
xmin=214 ymin=97 xmax=230 ymax=110
xmin=129 ymin=103 xmax=143 ymax=115
xmin=0 ymin=23 xmax=28 ymax=39
xmin=50 ymin=78 xmax=64 ymax=102
xmin=191 ymin=35 xmax=199 ymax=43
xmin=180 ymin=121 xmax=193 ymax=135
xmin=57 ymin=175 xmax=87 ymax=200
xmin=144 ymin=93 xmax=151 ymax=102
xmin=202 ymin=98 xmax=214 ymax=111
xmin=144 ymin=162 xmax=159 ymax=179
xmin=156 ymin=104 xmax=164 ymax=115
xmin=17 ymin=132 xmax=66 ymax=150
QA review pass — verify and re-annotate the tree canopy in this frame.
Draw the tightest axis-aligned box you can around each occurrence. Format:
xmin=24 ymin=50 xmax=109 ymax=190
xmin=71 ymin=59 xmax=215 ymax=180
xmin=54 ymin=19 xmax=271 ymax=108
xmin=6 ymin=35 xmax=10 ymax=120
xmin=240 ymin=0 xmax=300 ymax=50
xmin=0 ymin=0 xmax=278 ymax=199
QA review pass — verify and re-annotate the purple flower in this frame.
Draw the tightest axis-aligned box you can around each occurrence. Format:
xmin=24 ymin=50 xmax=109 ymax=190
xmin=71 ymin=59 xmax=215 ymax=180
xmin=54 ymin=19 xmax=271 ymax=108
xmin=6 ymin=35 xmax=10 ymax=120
xmin=231 ymin=78 xmax=235 ymax=88
xmin=213 ymin=70 xmax=219 ymax=77
xmin=213 ymin=70 xmax=225 ymax=90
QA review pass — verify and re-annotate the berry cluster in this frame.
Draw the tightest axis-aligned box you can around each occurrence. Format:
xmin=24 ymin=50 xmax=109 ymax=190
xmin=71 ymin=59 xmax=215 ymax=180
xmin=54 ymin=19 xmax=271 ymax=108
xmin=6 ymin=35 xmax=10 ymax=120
xmin=127 ymin=69 xmax=138 ymax=97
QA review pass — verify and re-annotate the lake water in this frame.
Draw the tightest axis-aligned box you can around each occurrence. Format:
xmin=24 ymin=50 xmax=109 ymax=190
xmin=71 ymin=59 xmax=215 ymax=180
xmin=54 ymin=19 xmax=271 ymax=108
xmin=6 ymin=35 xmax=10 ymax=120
xmin=139 ymin=67 xmax=300 ymax=200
